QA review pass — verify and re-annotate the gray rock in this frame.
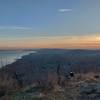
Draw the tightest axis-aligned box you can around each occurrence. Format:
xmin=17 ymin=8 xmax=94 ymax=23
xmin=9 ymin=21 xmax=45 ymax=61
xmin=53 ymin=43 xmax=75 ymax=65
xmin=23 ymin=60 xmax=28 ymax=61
xmin=94 ymin=84 xmax=100 ymax=94
xmin=80 ymin=84 xmax=95 ymax=94
xmin=79 ymin=82 xmax=100 ymax=100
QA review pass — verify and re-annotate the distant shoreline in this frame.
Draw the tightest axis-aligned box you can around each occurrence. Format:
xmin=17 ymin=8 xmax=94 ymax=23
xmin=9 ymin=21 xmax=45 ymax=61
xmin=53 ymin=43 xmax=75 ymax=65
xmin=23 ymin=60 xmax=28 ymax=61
xmin=0 ymin=49 xmax=100 ymax=86
xmin=0 ymin=50 xmax=37 ymax=68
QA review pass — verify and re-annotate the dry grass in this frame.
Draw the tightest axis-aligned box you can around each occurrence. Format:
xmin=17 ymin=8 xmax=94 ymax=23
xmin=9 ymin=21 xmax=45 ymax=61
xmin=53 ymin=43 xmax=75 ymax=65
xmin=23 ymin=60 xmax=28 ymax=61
xmin=42 ymin=72 xmax=100 ymax=100
xmin=0 ymin=72 xmax=100 ymax=100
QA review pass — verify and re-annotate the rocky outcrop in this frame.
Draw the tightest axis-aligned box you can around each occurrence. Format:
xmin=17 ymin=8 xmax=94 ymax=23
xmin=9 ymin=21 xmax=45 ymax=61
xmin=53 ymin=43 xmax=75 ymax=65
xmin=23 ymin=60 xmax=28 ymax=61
xmin=79 ymin=81 xmax=100 ymax=100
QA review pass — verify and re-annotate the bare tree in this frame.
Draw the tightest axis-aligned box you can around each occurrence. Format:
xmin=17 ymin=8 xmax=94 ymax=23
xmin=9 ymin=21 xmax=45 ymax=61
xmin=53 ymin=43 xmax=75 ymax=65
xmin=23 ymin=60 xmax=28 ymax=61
xmin=57 ymin=64 xmax=61 ymax=86
xmin=13 ymin=72 xmax=23 ymax=89
xmin=0 ymin=57 xmax=3 ymax=68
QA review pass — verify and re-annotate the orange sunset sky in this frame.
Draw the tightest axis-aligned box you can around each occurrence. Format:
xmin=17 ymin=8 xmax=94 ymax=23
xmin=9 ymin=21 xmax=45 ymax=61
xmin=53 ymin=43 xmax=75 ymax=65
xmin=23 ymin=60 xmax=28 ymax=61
xmin=0 ymin=0 xmax=100 ymax=50
xmin=0 ymin=34 xmax=100 ymax=49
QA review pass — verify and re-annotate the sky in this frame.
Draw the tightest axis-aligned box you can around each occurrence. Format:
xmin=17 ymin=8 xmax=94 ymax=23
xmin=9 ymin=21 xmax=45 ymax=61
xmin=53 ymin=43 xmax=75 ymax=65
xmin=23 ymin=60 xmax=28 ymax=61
xmin=0 ymin=0 xmax=100 ymax=49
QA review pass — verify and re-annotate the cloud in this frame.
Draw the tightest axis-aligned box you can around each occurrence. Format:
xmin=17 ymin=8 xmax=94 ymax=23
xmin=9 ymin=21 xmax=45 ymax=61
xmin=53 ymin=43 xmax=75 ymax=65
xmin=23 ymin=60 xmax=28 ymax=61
xmin=0 ymin=26 xmax=32 ymax=30
xmin=58 ymin=9 xmax=72 ymax=13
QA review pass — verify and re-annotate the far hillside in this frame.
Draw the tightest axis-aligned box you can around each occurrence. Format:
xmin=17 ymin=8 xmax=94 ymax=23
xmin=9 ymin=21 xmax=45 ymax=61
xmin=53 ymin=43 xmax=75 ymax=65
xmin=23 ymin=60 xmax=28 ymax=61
xmin=0 ymin=49 xmax=100 ymax=86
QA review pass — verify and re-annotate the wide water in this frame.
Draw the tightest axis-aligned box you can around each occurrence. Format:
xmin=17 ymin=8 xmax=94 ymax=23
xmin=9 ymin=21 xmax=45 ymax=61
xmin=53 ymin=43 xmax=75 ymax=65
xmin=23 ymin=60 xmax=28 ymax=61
xmin=0 ymin=50 xmax=36 ymax=68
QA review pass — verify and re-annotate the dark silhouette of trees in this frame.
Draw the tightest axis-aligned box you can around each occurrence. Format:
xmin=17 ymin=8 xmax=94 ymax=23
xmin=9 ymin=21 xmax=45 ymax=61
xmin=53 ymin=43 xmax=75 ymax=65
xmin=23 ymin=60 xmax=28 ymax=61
xmin=13 ymin=72 xmax=23 ymax=89
xmin=57 ymin=64 xmax=61 ymax=85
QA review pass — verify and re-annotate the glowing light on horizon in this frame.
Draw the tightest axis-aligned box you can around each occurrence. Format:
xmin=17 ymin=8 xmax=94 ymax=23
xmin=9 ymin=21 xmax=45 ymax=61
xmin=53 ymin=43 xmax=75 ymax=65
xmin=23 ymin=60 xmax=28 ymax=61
xmin=0 ymin=34 xmax=100 ymax=49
